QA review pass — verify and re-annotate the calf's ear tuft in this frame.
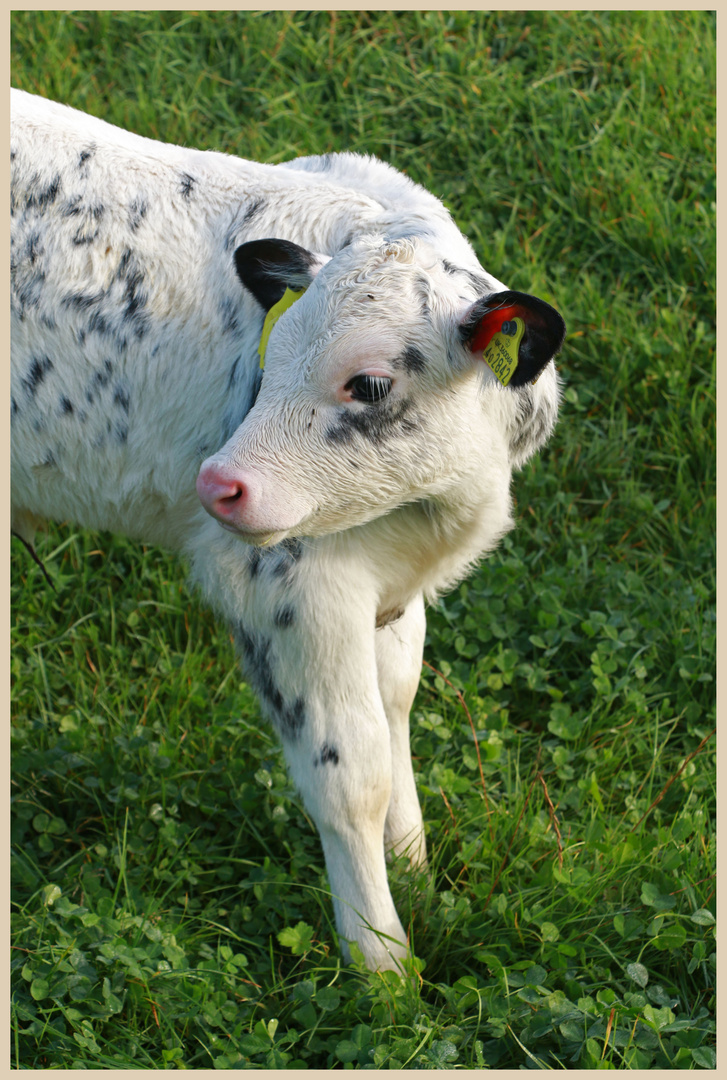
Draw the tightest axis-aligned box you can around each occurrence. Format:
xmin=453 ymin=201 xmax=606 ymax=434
xmin=459 ymin=290 xmax=566 ymax=387
xmin=234 ymin=239 xmax=329 ymax=312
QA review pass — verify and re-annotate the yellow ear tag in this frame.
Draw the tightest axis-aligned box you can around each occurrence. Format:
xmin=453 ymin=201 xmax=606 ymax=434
xmin=483 ymin=317 xmax=526 ymax=387
xmin=258 ymin=287 xmax=306 ymax=369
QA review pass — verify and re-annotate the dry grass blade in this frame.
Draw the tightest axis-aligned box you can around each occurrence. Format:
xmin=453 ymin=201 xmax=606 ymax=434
xmin=423 ymin=659 xmax=495 ymax=845
xmin=629 ymin=726 xmax=716 ymax=833
xmin=538 ymin=772 xmax=564 ymax=871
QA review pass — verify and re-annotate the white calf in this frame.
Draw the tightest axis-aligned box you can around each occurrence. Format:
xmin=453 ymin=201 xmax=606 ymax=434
xmin=11 ymin=89 xmax=565 ymax=971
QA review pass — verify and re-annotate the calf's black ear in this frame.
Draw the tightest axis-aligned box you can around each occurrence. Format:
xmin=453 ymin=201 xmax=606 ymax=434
xmin=459 ymin=290 xmax=566 ymax=387
xmin=234 ymin=238 xmax=328 ymax=312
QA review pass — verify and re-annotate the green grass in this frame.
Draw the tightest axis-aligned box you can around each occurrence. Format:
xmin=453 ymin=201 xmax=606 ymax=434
xmin=11 ymin=10 xmax=715 ymax=1070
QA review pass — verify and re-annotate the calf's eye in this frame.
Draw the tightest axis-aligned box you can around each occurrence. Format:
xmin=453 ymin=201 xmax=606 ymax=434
xmin=345 ymin=374 xmax=393 ymax=404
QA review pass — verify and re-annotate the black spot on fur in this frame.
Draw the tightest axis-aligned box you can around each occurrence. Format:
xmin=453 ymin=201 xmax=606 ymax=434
xmin=320 ymin=743 xmax=339 ymax=766
xmin=25 ymin=173 xmax=61 ymax=212
xmin=62 ymin=289 xmax=106 ymax=313
xmin=274 ymin=605 xmax=296 ymax=629
xmin=179 ymin=173 xmax=196 ymax=199
xmin=414 ymin=274 xmax=433 ymax=322
xmin=79 ymin=146 xmax=95 ymax=168
xmin=233 ymin=622 xmax=305 ymax=739
xmin=62 ymin=195 xmax=83 ymax=217
xmin=224 ymin=223 xmax=239 ymax=253
xmin=128 ymin=197 xmax=148 ymax=232
xmin=397 ymin=344 xmax=427 ymax=375
xmin=114 ymin=423 xmax=129 ymax=445
xmin=442 ymin=259 xmax=490 ymax=295
xmin=279 ymin=698 xmax=306 ymax=740
xmin=13 ymin=270 xmax=46 ymax=314
xmin=12 ymin=225 xmax=49 ymax=315
xmin=113 ymin=383 xmax=130 ymax=414
xmin=116 ymin=249 xmax=148 ymax=338
xmin=96 ymin=360 xmax=114 ymax=387
xmin=42 ymin=450 xmax=57 ymax=468
xmin=243 ymin=198 xmax=265 ymax=224
xmin=86 ymin=311 xmax=109 ymax=338
xmin=245 ymin=538 xmax=303 ymax=582
xmin=72 ymin=227 xmax=97 ymax=246
xmin=23 ymin=355 xmax=53 ymax=397
xmin=271 ymin=538 xmax=304 ymax=578
xmin=25 ymin=230 xmax=42 ymax=264
xmin=224 ymin=200 xmax=267 ymax=252
xmin=60 ymin=396 xmax=74 ymax=415
xmin=325 ymin=398 xmax=417 ymax=445
xmin=11 ymin=397 xmax=18 ymax=419
xmin=85 ymin=361 xmax=113 ymax=404
xmin=219 ymin=297 xmax=240 ymax=335
xmin=71 ymin=203 xmax=105 ymax=246
xmin=280 ymin=537 xmax=302 ymax=559
xmin=58 ymin=248 xmax=149 ymax=351
xmin=464 ymin=269 xmax=491 ymax=295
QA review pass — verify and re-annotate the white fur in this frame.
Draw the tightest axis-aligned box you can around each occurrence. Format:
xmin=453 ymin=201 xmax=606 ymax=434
xmin=11 ymin=89 xmax=560 ymax=970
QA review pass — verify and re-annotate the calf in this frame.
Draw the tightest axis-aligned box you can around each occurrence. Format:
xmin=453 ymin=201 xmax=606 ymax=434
xmin=11 ymin=89 xmax=565 ymax=971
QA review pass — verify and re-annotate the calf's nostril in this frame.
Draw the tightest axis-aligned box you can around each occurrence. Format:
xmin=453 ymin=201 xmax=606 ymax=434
xmin=212 ymin=481 xmax=246 ymax=517
xmin=196 ymin=468 xmax=247 ymax=520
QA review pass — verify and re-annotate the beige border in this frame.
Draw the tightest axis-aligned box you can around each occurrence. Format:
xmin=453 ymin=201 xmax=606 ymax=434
xmin=7 ymin=5 xmax=719 ymax=1078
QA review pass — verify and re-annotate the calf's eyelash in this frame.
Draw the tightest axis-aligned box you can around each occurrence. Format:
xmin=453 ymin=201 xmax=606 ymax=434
xmin=345 ymin=374 xmax=393 ymax=404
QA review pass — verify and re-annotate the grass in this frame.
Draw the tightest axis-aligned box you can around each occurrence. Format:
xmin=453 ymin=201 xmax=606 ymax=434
xmin=11 ymin=9 xmax=715 ymax=1070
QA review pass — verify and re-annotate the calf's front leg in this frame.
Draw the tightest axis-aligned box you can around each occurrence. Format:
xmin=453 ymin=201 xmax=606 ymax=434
xmin=194 ymin=532 xmax=410 ymax=970
xmin=254 ymin=594 xmax=408 ymax=968
xmin=285 ymin=694 xmax=407 ymax=970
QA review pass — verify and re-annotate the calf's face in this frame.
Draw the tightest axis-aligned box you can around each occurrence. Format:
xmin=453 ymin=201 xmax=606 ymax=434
xmin=196 ymin=235 xmax=565 ymax=545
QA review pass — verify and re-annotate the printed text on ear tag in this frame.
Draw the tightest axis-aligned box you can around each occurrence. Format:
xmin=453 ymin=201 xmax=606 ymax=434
xmin=258 ymin=287 xmax=306 ymax=368
xmin=483 ymin=317 xmax=525 ymax=387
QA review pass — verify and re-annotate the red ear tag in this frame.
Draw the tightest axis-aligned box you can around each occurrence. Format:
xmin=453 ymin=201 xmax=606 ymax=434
xmin=470 ymin=304 xmax=521 ymax=353
xmin=480 ymin=317 xmax=525 ymax=387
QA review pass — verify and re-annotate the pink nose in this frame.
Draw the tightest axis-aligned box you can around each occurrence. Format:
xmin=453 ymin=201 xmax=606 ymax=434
xmin=196 ymin=464 xmax=246 ymax=522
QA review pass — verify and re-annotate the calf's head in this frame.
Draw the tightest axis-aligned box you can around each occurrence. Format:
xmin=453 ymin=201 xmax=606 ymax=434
xmin=196 ymin=235 xmax=565 ymax=545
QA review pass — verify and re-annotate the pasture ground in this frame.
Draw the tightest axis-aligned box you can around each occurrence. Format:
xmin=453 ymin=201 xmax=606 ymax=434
xmin=11 ymin=10 xmax=715 ymax=1069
